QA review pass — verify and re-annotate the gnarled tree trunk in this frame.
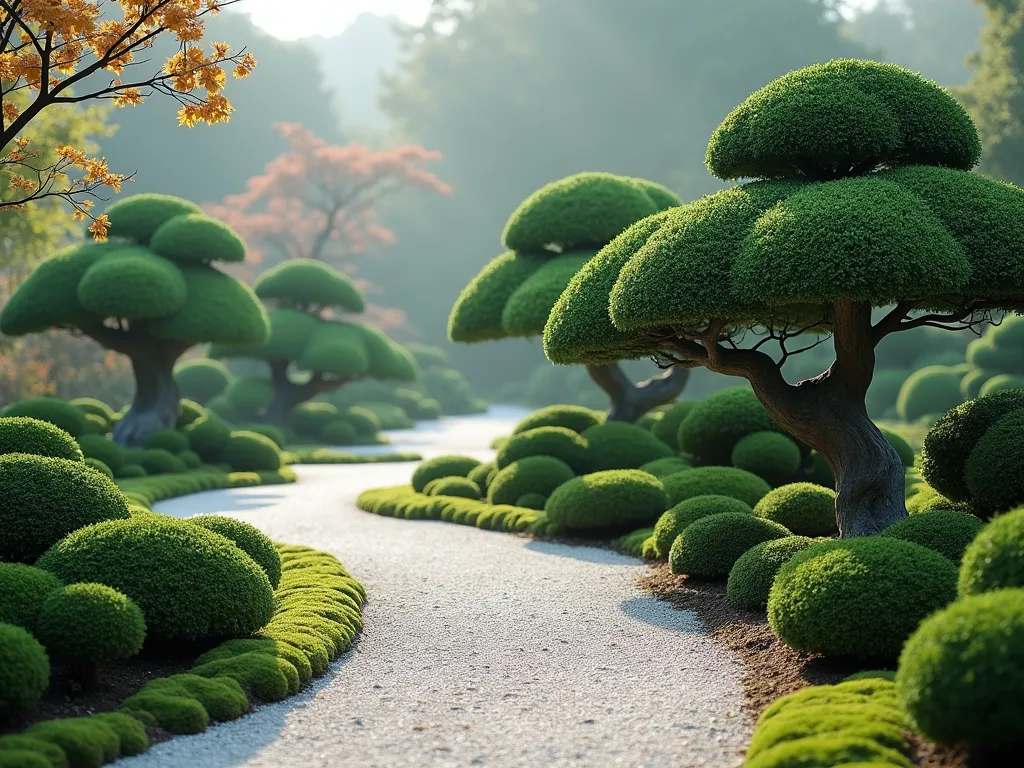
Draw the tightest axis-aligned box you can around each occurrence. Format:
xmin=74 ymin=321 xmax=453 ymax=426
xmin=263 ymin=360 xmax=346 ymax=427
xmin=586 ymin=363 xmax=689 ymax=422
xmin=111 ymin=341 xmax=189 ymax=448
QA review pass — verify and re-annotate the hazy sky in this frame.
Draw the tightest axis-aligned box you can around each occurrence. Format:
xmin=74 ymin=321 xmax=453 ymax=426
xmin=243 ymin=0 xmax=878 ymax=40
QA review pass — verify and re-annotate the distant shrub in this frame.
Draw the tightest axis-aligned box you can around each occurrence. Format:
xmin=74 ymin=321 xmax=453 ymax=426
xmin=70 ymin=397 xmax=115 ymax=423
xmin=188 ymin=515 xmax=282 ymax=589
xmin=639 ymin=457 xmax=692 ymax=478
xmin=2 ymin=397 xmax=89 ymax=437
xmin=185 ymin=415 xmax=233 ymax=462
xmin=320 ymin=420 xmax=358 ymax=445
xmin=76 ymin=433 xmax=124 ymax=471
xmin=727 ymin=536 xmax=816 ymax=612
xmin=85 ymin=457 xmax=114 ymax=479
xmin=768 ymin=537 xmax=958 ymax=658
xmin=467 ymin=461 xmax=495 ymax=493
xmin=879 ymin=428 xmax=915 ymax=468
xmin=174 ymin=358 xmax=233 ymax=404
xmin=496 ymin=426 xmax=591 ymax=474
xmin=178 ymin=449 xmax=202 ymax=469
xmin=291 ymin=402 xmax=339 ymax=438
xmin=880 ymin=509 xmax=983 ymax=564
xmin=36 ymin=583 xmax=146 ymax=664
xmin=678 ymin=387 xmax=779 ymax=465
xmin=221 ymin=431 xmax=282 ymax=472
xmin=176 ymin=398 xmax=205 ymax=427
xmin=897 ymin=366 xmax=964 ymax=422
xmin=651 ymin=400 xmax=698 ymax=450
xmin=487 ymin=456 xmax=575 ymax=506
xmin=116 ymin=464 xmax=146 ymax=479
xmin=670 ymin=513 xmax=789 ymax=579
xmin=978 ymin=373 xmax=1024 ymax=397
xmin=0 ymin=417 xmax=84 ymax=462
xmin=0 ymin=623 xmax=49 ymax=718
xmin=958 ymin=507 xmax=1024 ymax=595
xmin=545 ymin=470 xmax=669 ymax=531
xmin=146 ymin=429 xmax=190 ymax=454
xmin=579 ymin=421 xmax=674 ymax=471
xmin=754 ymin=483 xmax=837 ymax=538
xmin=662 ymin=466 xmax=772 ymax=507
xmin=963 ymin=409 xmax=1024 ymax=514
xmin=339 ymin=406 xmax=379 ymax=437
xmin=731 ymin=431 xmax=801 ymax=487
xmin=652 ymin=495 xmax=753 ymax=558
xmin=0 ymin=563 xmax=62 ymax=629
xmin=427 ymin=476 xmax=481 ymax=500
xmin=411 ymin=455 xmax=481 ymax=493
xmin=139 ymin=448 xmax=187 ymax=475
xmin=512 ymin=405 xmax=603 ymax=435
xmin=238 ymin=423 xmax=287 ymax=448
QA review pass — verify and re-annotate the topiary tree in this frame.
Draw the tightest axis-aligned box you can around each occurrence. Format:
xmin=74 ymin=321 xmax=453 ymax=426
xmin=544 ymin=60 xmax=1024 ymax=536
xmin=0 ymin=194 xmax=270 ymax=447
xmin=210 ymin=259 xmax=418 ymax=426
xmin=448 ymin=172 xmax=688 ymax=423
xmin=173 ymin=359 xmax=235 ymax=406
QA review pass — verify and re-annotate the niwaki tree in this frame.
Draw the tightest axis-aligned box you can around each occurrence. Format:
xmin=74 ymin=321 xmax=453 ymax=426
xmin=0 ymin=193 xmax=270 ymax=446
xmin=544 ymin=60 xmax=1024 ymax=537
xmin=210 ymin=259 xmax=417 ymax=425
xmin=448 ymin=172 xmax=689 ymax=422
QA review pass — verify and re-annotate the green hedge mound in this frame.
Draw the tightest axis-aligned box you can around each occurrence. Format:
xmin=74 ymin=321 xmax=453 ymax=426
xmin=662 ymin=466 xmax=772 ymax=507
xmin=0 ymin=563 xmax=62 ymax=630
xmin=496 ymin=426 xmax=590 ymax=474
xmin=678 ymin=387 xmax=779 ymax=465
xmin=145 ymin=429 xmax=190 ymax=454
xmin=0 ymin=453 xmax=130 ymax=563
xmin=220 ymin=431 xmax=282 ymax=472
xmin=726 ymin=536 xmax=816 ymax=612
xmin=652 ymin=495 xmax=753 ymax=558
xmin=0 ymin=622 xmax=50 ymax=718
xmin=488 ymin=456 xmax=575 ymax=506
xmin=896 ymin=588 xmax=1024 ymax=748
xmin=188 ymin=515 xmax=282 ymax=589
xmin=670 ymin=513 xmax=790 ymax=579
xmin=754 ymin=483 xmax=838 ymax=538
xmin=76 ymin=434 xmax=124 ymax=472
xmin=185 ymin=415 xmax=233 ymax=463
xmin=880 ymin=509 xmax=983 ymax=564
xmin=639 ymin=457 xmax=692 ymax=479
xmin=36 ymin=583 xmax=146 ymax=663
xmin=139 ymin=448 xmax=187 ymax=475
xmin=579 ymin=421 xmax=673 ymax=471
xmin=411 ymin=455 xmax=482 ymax=493
xmin=958 ymin=507 xmax=1024 ymax=596
xmin=768 ymin=537 xmax=958 ymax=658
xmin=512 ymin=405 xmax=603 ymax=435
xmin=650 ymin=400 xmax=698 ymax=450
xmin=36 ymin=516 xmax=274 ymax=642
xmin=731 ymin=431 xmax=801 ymax=487
xmin=2 ymin=398 xmax=88 ymax=438
xmin=745 ymin=734 xmax=913 ymax=768
xmin=85 ymin=458 xmax=114 ymax=479
xmin=426 ymin=476 xmax=481 ymax=499
xmin=897 ymin=365 xmax=964 ymax=423
xmin=0 ymin=417 xmax=84 ymax=462
xmin=963 ymin=409 xmax=1024 ymax=514
xmin=545 ymin=470 xmax=669 ymax=532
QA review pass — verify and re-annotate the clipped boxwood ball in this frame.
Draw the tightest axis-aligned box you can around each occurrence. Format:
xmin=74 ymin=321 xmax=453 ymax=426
xmin=678 ymin=387 xmax=780 ymax=465
xmin=663 ymin=466 xmax=772 ymax=507
xmin=76 ymin=434 xmax=124 ymax=471
xmin=320 ymin=419 xmax=357 ymax=445
xmin=188 ymin=515 xmax=282 ymax=589
xmin=768 ymin=537 xmax=958 ymax=658
xmin=467 ymin=461 xmax=495 ymax=492
xmin=580 ymin=422 xmax=674 ymax=471
xmin=896 ymin=588 xmax=1024 ymax=747
xmin=0 ymin=622 xmax=49 ymax=718
xmin=754 ymin=483 xmax=838 ymax=538
xmin=0 ymin=563 xmax=62 ymax=630
xmin=84 ymin=458 xmax=114 ymax=479
xmin=496 ymin=426 xmax=590 ymax=474
xmin=2 ymin=397 xmax=89 ymax=437
xmin=0 ymin=453 xmax=131 ymax=563
xmin=545 ymin=470 xmax=669 ymax=532
xmin=237 ymin=423 xmax=286 ymax=448
xmin=488 ymin=456 xmax=575 ymax=506
xmin=427 ymin=476 xmax=481 ymax=499
xmin=178 ymin=449 xmax=201 ymax=469
xmin=36 ymin=516 xmax=275 ymax=642
xmin=116 ymin=463 xmax=146 ymax=479
xmin=290 ymin=402 xmax=339 ymax=438
xmin=220 ymin=431 xmax=282 ymax=472
xmin=653 ymin=495 xmax=753 ymax=558
xmin=515 ymin=493 xmax=547 ymax=510
xmin=650 ymin=400 xmax=698 ymax=450
xmin=512 ymin=405 xmax=603 ymax=435
xmin=36 ymin=583 xmax=146 ymax=663
xmin=145 ymin=429 xmax=189 ymax=454
xmin=670 ymin=513 xmax=790 ymax=579
xmin=140 ymin=448 xmax=187 ymax=475
xmin=411 ymin=455 xmax=482 ymax=493
xmin=82 ymin=412 xmax=109 ymax=434
xmin=639 ymin=456 xmax=692 ymax=478
xmin=880 ymin=509 xmax=983 ymax=564
xmin=185 ymin=415 xmax=233 ymax=462
xmin=71 ymin=397 xmax=114 ymax=422
xmin=731 ymin=431 xmax=801 ymax=487
xmin=897 ymin=365 xmax=965 ymax=423
xmin=744 ymin=734 xmax=913 ymax=768
xmin=726 ymin=536 xmax=816 ymax=612
xmin=963 ymin=409 xmax=1024 ymax=514
xmin=0 ymin=416 xmax=84 ymax=461
xmin=958 ymin=507 xmax=1024 ymax=596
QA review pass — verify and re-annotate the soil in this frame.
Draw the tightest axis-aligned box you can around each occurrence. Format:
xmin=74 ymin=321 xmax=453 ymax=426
xmin=638 ymin=563 xmax=970 ymax=768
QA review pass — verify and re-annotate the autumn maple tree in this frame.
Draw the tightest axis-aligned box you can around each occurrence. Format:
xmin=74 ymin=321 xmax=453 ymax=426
xmin=0 ymin=0 xmax=256 ymax=235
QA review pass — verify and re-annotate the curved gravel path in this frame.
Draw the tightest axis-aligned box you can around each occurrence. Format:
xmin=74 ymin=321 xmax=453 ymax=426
xmin=120 ymin=407 xmax=751 ymax=768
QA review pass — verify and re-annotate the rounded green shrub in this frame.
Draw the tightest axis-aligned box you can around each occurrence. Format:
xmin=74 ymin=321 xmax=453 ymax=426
xmin=116 ymin=464 xmax=146 ymax=479
xmin=744 ymin=734 xmax=912 ymax=768
xmin=320 ymin=420 xmax=357 ymax=445
xmin=545 ymin=470 xmax=669 ymax=531
xmin=1 ymin=398 xmax=88 ymax=438
xmin=290 ymin=402 xmax=339 ymax=439
xmin=426 ymin=476 xmax=481 ymax=499
xmin=177 ymin=398 xmax=206 ymax=427
xmin=731 ymin=431 xmax=801 ymax=487
xmin=512 ymin=405 xmax=603 ymax=435
xmin=178 ymin=449 xmax=201 ymax=469
xmin=70 ymin=397 xmax=114 ymax=422
xmin=223 ymin=376 xmax=273 ymax=420
xmin=0 ymin=563 xmax=62 ymax=630
xmin=979 ymin=373 xmax=1024 ymax=397
xmin=496 ymin=426 xmax=590 ymax=474
xmin=963 ymin=409 xmax=1024 ymax=514
xmin=678 ymin=387 xmax=779 ymax=465
xmin=920 ymin=389 xmax=1024 ymax=501
xmin=958 ymin=507 xmax=1024 ymax=595
xmin=0 ymin=736 xmax=67 ymax=768
xmin=579 ymin=421 xmax=673 ymax=471
xmin=896 ymin=587 xmax=1024 ymax=748
xmin=0 ymin=417 xmax=84 ymax=462
xmin=145 ymin=429 xmax=189 ymax=454
xmin=467 ymin=461 xmax=495 ymax=492
xmin=662 ymin=466 xmax=772 ymax=507
xmin=880 ymin=509 xmax=983 ymax=564
xmin=653 ymin=495 xmax=753 ymax=558
xmin=411 ymin=455 xmax=482 ymax=493
xmin=670 ymin=513 xmax=790 ymax=579
xmin=897 ymin=365 xmax=964 ymax=422
xmin=84 ymin=458 xmax=114 ymax=479
xmin=340 ymin=406 xmax=379 ymax=437
xmin=0 ymin=453 xmax=130 ymax=563
xmin=36 ymin=583 xmax=146 ymax=663
xmin=90 ymin=711 xmax=149 ymax=756
xmin=220 ymin=431 xmax=282 ymax=472
xmin=185 ymin=415 xmax=233 ymax=462
xmin=188 ymin=515 xmax=282 ymax=589
xmin=754 ymin=483 xmax=838 ymax=538
xmin=140 ymin=448 xmax=187 ymax=475
xmin=237 ymin=423 xmax=286 ymax=448
xmin=639 ymin=456 xmax=692 ymax=478
xmin=727 ymin=536 xmax=816 ymax=611
xmin=515 ymin=493 xmax=547 ymax=510
xmin=651 ymin=400 xmax=698 ymax=450
xmin=76 ymin=434 xmax=124 ymax=472
xmin=768 ymin=537 xmax=958 ymax=658
xmin=488 ymin=456 xmax=575 ymax=506
xmin=82 ymin=413 xmax=108 ymax=434
xmin=36 ymin=516 xmax=275 ymax=641
xmin=0 ymin=623 xmax=49 ymax=718
xmin=879 ymin=428 xmax=915 ymax=468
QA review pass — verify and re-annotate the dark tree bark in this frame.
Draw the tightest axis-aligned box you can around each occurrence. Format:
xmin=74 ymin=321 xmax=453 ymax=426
xmin=586 ymin=363 xmax=689 ymax=423
xmin=263 ymin=360 xmax=346 ymax=426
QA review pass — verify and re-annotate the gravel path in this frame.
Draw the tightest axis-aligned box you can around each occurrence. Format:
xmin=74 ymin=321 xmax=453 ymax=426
xmin=119 ymin=407 xmax=751 ymax=768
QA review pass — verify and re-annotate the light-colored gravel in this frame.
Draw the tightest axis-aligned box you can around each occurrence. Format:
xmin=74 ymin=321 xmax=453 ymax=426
xmin=119 ymin=407 xmax=751 ymax=768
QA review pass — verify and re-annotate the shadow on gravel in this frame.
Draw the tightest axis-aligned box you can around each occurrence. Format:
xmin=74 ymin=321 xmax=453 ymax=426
xmin=522 ymin=539 xmax=639 ymax=565
xmin=158 ymin=491 xmax=287 ymax=518
xmin=620 ymin=595 xmax=705 ymax=633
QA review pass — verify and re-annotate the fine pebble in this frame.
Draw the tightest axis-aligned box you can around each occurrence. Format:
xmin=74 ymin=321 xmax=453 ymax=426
xmin=119 ymin=406 xmax=751 ymax=768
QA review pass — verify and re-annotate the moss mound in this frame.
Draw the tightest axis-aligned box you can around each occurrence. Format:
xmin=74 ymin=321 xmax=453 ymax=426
xmin=512 ymin=405 xmax=603 ymax=435
xmin=0 ymin=417 xmax=84 ymax=462
xmin=678 ymin=387 xmax=779 ymax=465
xmin=36 ymin=516 xmax=274 ymax=641
xmin=0 ymin=453 xmax=131 ymax=563
xmin=638 ymin=456 xmax=692 ymax=479
xmin=963 ymin=409 xmax=1024 ymax=514
xmin=139 ymin=448 xmax=187 ymax=475
xmin=185 ymin=415 xmax=233 ymax=462
xmin=75 ymin=434 xmax=124 ymax=472
xmin=145 ymin=429 xmax=190 ymax=454
xmin=662 ymin=466 xmax=772 ymax=507
xmin=2 ymin=398 xmax=89 ymax=438
xmin=36 ymin=583 xmax=146 ymax=663
xmin=880 ymin=509 xmax=983 ymax=564
xmin=496 ymin=426 xmax=590 ymax=474
xmin=0 ymin=563 xmax=62 ymax=630
xmin=188 ymin=515 xmax=282 ymax=589
xmin=650 ymin=400 xmax=698 ymax=450
xmin=487 ymin=456 xmax=575 ymax=505
xmin=726 ymin=536 xmax=816 ymax=612
xmin=220 ymin=431 xmax=282 ymax=472
xmin=426 ymin=476 xmax=482 ymax=499
xmin=958 ymin=507 xmax=1024 ymax=596
xmin=579 ymin=421 xmax=674 ymax=471
xmin=652 ymin=495 xmax=753 ymax=558
xmin=753 ymin=483 xmax=838 ymax=538
xmin=670 ymin=513 xmax=790 ymax=579
xmin=768 ymin=537 xmax=958 ymax=658
xmin=0 ymin=622 xmax=49 ymax=718
xmin=85 ymin=458 xmax=114 ymax=479
xmin=545 ymin=470 xmax=669 ymax=532
xmin=731 ymin=431 xmax=801 ymax=487
xmin=411 ymin=455 xmax=481 ymax=494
